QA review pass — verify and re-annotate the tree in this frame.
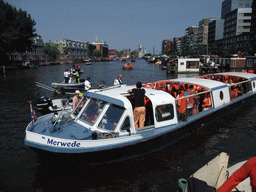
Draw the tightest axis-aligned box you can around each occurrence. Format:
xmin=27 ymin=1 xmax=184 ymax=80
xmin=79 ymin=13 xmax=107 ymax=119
xmin=43 ymin=42 xmax=60 ymax=60
xmin=62 ymin=46 xmax=69 ymax=58
xmin=116 ymin=51 xmax=123 ymax=57
xmin=92 ymin=49 xmax=102 ymax=57
xmin=0 ymin=1 xmax=36 ymax=62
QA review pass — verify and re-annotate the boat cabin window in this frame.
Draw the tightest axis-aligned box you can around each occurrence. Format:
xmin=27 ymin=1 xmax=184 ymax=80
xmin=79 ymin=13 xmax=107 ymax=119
xmin=155 ymin=104 xmax=174 ymax=122
xmin=79 ymin=98 xmax=106 ymax=125
xmin=98 ymin=104 xmax=125 ymax=131
xmin=120 ymin=116 xmax=131 ymax=132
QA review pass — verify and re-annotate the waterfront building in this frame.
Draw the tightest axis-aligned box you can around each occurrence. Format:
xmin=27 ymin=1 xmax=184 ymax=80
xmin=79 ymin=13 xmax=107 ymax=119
xmin=251 ymin=0 xmax=256 ymax=54
xmin=208 ymin=19 xmax=225 ymax=43
xmin=221 ymin=0 xmax=253 ymax=19
xmin=162 ymin=39 xmax=172 ymax=54
xmin=198 ymin=18 xmax=219 ymax=45
xmin=55 ymin=38 xmax=87 ymax=59
xmin=138 ymin=44 xmax=147 ymax=58
xmin=10 ymin=36 xmax=44 ymax=61
xmin=208 ymin=19 xmax=225 ymax=50
xmin=173 ymin=37 xmax=183 ymax=54
xmin=121 ymin=49 xmax=131 ymax=58
xmin=182 ymin=26 xmax=198 ymax=51
xmin=223 ymin=8 xmax=252 ymax=49
xmin=90 ymin=38 xmax=109 ymax=58
xmin=108 ymin=49 xmax=117 ymax=58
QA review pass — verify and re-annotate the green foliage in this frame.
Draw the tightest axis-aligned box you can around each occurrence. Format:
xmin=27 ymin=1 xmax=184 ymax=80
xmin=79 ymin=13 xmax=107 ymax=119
xmin=116 ymin=51 xmax=123 ymax=57
xmin=92 ymin=49 xmax=102 ymax=57
xmin=43 ymin=42 xmax=60 ymax=60
xmin=131 ymin=50 xmax=138 ymax=57
xmin=62 ymin=46 xmax=69 ymax=56
xmin=0 ymin=1 xmax=36 ymax=61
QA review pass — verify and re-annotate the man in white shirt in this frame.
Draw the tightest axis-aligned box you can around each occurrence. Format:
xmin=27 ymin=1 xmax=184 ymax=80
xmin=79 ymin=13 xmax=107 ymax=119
xmin=114 ymin=74 xmax=123 ymax=86
xmin=84 ymin=76 xmax=93 ymax=91
xmin=64 ymin=69 xmax=70 ymax=83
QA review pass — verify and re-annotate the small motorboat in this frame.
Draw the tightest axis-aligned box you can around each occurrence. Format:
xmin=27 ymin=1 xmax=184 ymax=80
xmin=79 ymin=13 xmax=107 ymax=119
xmin=51 ymin=82 xmax=84 ymax=89
xmin=85 ymin=62 xmax=92 ymax=65
xmin=122 ymin=62 xmax=133 ymax=70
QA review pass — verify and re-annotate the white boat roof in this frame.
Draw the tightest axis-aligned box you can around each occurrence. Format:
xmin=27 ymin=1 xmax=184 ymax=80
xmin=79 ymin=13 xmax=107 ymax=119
xmin=170 ymin=78 xmax=228 ymax=91
xmin=85 ymin=72 xmax=256 ymax=107
xmin=217 ymin=72 xmax=256 ymax=81
xmin=85 ymin=84 xmax=175 ymax=107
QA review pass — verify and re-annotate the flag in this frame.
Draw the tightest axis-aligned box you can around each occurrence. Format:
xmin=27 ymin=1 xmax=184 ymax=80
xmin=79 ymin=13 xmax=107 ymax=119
xmin=30 ymin=103 xmax=38 ymax=121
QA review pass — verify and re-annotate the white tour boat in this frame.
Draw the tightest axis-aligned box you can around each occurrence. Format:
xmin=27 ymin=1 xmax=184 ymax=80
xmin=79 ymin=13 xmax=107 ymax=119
xmin=24 ymin=72 xmax=256 ymax=164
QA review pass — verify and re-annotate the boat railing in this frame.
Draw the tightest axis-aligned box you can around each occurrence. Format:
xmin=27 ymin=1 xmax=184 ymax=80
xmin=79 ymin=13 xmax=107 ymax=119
xmin=94 ymin=85 xmax=122 ymax=92
xmin=49 ymin=98 xmax=73 ymax=133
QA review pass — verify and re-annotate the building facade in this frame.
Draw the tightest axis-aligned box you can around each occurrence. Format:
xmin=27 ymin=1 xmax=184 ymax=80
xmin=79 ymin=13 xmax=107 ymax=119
xmin=221 ymin=0 xmax=253 ymax=19
xmin=251 ymin=0 xmax=256 ymax=54
xmin=55 ymin=39 xmax=87 ymax=59
xmin=208 ymin=19 xmax=225 ymax=45
xmin=90 ymin=41 xmax=108 ymax=58
xmin=198 ymin=18 xmax=218 ymax=45
xmin=183 ymin=26 xmax=198 ymax=49
xmin=10 ymin=36 xmax=45 ymax=61
xmin=223 ymin=8 xmax=252 ymax=49
xmin=138 ymin=44 xmax=147 ymax=58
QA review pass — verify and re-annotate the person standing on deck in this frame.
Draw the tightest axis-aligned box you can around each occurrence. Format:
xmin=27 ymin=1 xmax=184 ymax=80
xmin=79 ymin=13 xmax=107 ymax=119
xmin=128 ymin=82 xmax=146 ymax=128
xmin=177 ymin=89 xmax=187 ymax=121
xmin=114 ymin=74 xmax=123 ymax=86
xmin=64 ymin=69 xmax=70 ymax=83
xmin=84 ymin=76 xmax=93 ymax=91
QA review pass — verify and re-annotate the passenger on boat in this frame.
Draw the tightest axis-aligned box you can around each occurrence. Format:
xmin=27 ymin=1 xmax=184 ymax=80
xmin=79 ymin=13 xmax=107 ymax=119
xmin=64 ymin=69 xmax=70 ymax=83
xmin=230 ymin=86 xmax=236 ymax=100
xmin=69 ymin=65 xmax=77 ymax=83
xmin=128 ymin=82 xmax=146 ymax=128
xmin=114 ymin=74 xmax=123 ymax=86
xmin=177 ymin=89 xmax=187 ymax=121
xmin=84 ymin=76 xmax=93 ymax=91
xmin=217 ymin=157 xmax=256 ymax=192
xmin=72 ymin=90 xmax=82 ymax=110
xmin=202 ymin=93 xmax=212 ymax=110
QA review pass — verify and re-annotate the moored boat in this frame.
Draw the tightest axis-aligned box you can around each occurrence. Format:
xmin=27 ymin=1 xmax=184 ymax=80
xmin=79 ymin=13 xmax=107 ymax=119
xmin=25 ymin=72 xmax=256 ymax=164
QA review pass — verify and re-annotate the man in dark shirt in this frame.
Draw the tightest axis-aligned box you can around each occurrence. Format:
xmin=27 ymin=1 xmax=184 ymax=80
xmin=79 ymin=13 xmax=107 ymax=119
xmin=128 ymin=82 xmax=146 ymax=128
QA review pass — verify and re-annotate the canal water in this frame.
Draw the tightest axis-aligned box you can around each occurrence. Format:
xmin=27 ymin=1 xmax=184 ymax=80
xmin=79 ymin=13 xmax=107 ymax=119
xmin=0 ymin=59 xmax=256 ymax=192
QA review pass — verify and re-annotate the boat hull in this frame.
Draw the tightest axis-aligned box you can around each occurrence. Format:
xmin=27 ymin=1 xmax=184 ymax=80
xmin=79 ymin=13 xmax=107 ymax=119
xmin=51 ymin=82 xmax=84 ymax=89
xmin=26 ymin=92 xmax=256 ymax=165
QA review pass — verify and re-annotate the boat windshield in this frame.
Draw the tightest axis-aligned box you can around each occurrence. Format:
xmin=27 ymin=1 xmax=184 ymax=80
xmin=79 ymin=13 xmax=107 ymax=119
xmin=79 ymin=98 xmax=107 ymax=125
xmin=98 ymin=104 xmax=125 ymax=131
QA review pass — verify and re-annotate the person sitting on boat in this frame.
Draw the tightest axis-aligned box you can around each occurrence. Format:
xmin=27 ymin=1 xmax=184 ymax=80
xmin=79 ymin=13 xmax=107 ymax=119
xmin=72 ymin=90 xmax=82 ymax=110
xmin=84 ymin=76 xmax=93 ymax=91
xmin=128 ymin=82 xmax=146 ymax=129
xmin=217 ymin=156 xmax=256 ymax=192
xmin=202 ymin=93 xmax=212 ymax=110
xmin=64 ymin=69 xmax=70 ymax=83
xmin=114 ymin=74 xmax=123 ymax=86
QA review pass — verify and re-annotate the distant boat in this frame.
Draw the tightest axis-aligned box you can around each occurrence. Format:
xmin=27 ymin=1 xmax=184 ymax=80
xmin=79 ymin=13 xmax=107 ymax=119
xmin=19 ymin=61 xmax=39 ymax=69
xmin=122 ymin=62 xmax=133 ymax=70
xmin=85 ymin=62 xmax=92 ymax=65
xmin=131 ymin=58 xmax=135 ymax=62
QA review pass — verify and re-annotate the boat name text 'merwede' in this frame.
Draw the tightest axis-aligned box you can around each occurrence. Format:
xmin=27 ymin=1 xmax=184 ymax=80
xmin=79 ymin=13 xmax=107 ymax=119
xmin=47 ymin=139 xmax=81 ymax=147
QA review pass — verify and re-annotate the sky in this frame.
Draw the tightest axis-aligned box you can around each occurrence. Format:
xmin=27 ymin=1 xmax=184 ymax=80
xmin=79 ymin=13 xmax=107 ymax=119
xmin=6 ymin=0 xmax=224 ymax=53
